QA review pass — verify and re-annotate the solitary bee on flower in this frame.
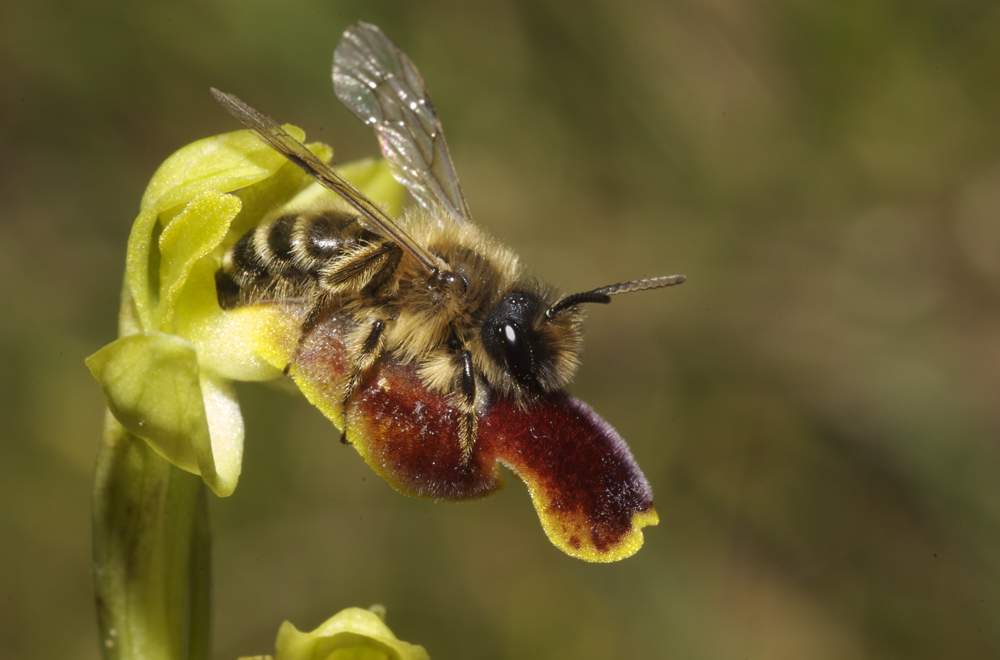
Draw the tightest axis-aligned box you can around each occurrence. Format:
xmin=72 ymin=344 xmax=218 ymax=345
xmin=168 ymin=22 xmax=682 ymax=561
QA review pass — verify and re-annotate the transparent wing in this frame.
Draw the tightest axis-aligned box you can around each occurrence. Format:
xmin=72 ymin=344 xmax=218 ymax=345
xmin=333 ymin=22 xmax=473 ymax=224
xmin=210 ymin=88 xmax=441 ymax=275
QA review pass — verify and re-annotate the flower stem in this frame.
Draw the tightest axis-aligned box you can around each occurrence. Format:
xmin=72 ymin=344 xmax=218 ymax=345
xmin=92 ymin=410 xmax=211 ymax=660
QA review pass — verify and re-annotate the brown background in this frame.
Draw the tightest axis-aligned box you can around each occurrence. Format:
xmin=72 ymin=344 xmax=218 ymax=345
xmin=2 ymin=0 xmax=999 ymax=658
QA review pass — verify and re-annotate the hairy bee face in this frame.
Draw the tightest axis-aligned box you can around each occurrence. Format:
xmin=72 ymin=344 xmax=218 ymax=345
xmin=483 ymin=291 xmax=548 ymax=389
xmin=210 ymin=22 xmax=684 ymax=560
xmin=481 ymin=289 xmax=582 ymax=395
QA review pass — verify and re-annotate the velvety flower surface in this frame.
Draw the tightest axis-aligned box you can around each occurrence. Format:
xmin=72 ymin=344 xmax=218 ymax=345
xmin=294 ymin=308 xmax=659 ymax=562
xmin=88 ymin=127 xmax=658 ymax=560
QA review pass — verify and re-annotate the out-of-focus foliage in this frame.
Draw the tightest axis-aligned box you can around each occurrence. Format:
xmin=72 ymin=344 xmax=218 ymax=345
xmin=2 ymin=0 xmax=998 ymax=658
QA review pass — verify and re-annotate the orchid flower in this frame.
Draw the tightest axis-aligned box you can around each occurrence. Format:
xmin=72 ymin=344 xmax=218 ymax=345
xmin=87 ymin=126 xmax=658 ymax=658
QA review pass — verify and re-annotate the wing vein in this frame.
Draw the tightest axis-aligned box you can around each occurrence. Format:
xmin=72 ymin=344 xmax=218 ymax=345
xmin=210 ymin=87 xmax=441 ymax=275
xmin=333 ymin=22 xmax=473 ymax=224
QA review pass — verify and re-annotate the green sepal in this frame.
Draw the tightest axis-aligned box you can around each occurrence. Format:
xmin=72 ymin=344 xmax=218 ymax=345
xmin=86 ymin=331 xmax=242 ymax=497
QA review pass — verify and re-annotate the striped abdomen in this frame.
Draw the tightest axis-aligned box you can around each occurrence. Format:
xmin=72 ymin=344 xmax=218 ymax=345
xmin=215 ymin=208 xmax=391 ymax=309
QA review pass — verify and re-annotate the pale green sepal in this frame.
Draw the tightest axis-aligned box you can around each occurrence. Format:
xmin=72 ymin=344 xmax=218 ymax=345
xmin=85 ymin=331 xmax=241 ymax=497
xmin=86 ymin=332 xmax=204 ymax=475
xmin=140 ymin=126 xmax=306 ymax=215
xmin=274 ymin=607 xmax=429 ymax=660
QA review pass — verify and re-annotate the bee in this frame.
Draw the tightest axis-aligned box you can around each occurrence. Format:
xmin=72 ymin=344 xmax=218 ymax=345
xmin=210 ymin=22 xmax=684 ymax=466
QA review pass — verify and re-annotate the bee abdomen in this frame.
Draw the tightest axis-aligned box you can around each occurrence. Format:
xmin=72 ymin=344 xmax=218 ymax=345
xmin=217 ymin=208 xmax=366 ymax=309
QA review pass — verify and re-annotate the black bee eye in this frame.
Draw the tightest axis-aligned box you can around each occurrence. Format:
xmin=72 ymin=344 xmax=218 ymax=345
xmin=495 ymin=321 xmax=533 ymax=383
xmin=482 ymin=291 xmax=545 ymax=390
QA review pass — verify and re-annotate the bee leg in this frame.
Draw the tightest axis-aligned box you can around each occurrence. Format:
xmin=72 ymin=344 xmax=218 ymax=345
xmin=283 ymin=244 xmax=402 ymax=375
xmin=339 ymin=318 xmax=389 ymax=441
xmin=322 ymin=242 xmax=401 ymax=292
xmin=283 ymin=292 xmax=334 ymax=375
xmin=457 ymin=350 xmax=478 ymax=467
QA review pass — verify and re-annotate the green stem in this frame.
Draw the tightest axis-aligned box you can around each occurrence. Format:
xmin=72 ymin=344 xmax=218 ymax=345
xmin=92 ymin=410 xmax=211 ymax=660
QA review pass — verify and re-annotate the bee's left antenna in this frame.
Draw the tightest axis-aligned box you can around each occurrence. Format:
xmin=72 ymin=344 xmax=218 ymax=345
xmin=545 ymin=274 xmax=685 ymax=318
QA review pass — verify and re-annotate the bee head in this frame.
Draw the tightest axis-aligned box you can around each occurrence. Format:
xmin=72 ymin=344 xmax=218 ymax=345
xmin=480 ymin=274 xmax=685 ymax=398
xmin=481 ymin=290 xmax=582 ymax=396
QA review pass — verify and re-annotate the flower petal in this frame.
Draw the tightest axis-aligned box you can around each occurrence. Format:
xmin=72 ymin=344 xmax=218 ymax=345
xmin=124 ymin=207 xmax=161 ymax=331
xmin=198 ymin=371 xmax=244 ymax=497
xmin=87 ymin=333 xmax=206 ymax=474
xmin=157 ymin=189 xmax=242 ymax=329
xmin=274 ymin=607 xmax=429 ymax=660
xmin=127 ymin=128 xmax=305 ymax=331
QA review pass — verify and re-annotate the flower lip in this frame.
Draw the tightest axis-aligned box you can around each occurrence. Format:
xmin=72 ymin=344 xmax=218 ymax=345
xmin=293 ymin=311 xmax=658 ymax=562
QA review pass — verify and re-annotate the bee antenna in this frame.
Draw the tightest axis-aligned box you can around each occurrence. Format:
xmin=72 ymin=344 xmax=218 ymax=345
xmin=545 ymin=274 xmax=685 ymax=318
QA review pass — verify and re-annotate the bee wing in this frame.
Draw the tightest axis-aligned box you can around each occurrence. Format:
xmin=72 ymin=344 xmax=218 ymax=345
xmin=210 ymin=88 xmax=441 ymax=275
xmin=333 ymin=22 xmax=473 ymax=225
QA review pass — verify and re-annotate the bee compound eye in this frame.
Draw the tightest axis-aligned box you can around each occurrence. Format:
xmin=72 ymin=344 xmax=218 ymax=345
xmin=496 ymin=321 xmax=535 ymax=384
xmin=482 ymin=290 xmax=545 ymax=389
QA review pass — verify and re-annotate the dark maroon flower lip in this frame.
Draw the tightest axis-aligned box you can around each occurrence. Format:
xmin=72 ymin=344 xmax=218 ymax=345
xmin=294 ymin=315 xmax=658 ymax=562
xmin=480 ymin=392 xmax=658 ymax=560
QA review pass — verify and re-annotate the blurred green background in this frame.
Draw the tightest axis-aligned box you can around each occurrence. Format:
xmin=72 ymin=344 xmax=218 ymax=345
xmin=3 ymin=0 xmax=999 ymax=658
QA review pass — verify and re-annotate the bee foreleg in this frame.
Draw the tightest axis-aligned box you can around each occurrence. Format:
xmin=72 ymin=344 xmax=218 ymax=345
xmin=456 ymin=349 xmax=478 ymax=466
xmin=340 ymin=318 xmax=389 ymax=442
xmin=359 ymin=244 xmax=402 ymax=296
xmin=283 ymin=291 xmax=335 ymax=376
xmin=320 ymin=242 xmax=401 ymax=293
xmin=284 ymin=242 xmax=401 ymax=376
